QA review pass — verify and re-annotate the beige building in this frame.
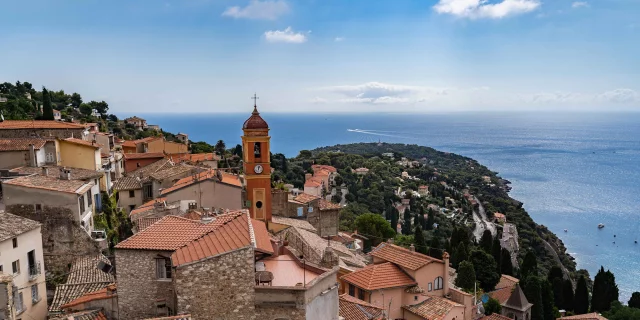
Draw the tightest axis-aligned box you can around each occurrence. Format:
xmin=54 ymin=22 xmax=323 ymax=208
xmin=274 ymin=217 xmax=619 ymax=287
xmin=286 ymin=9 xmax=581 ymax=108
xmin=0 ymin=211 xmax=48 ymax=320
xmin=0 ymin=138 xmax=59 ymax=169
xmin=0 ymin=120 xmax=87 ymax=140
xmin=271 ymin=191 xmax=341 ymax=237
xmin=124 ymin=116 xmax=148 ymax=131
xmin=160 ymin=169 xmax=243 ymax=211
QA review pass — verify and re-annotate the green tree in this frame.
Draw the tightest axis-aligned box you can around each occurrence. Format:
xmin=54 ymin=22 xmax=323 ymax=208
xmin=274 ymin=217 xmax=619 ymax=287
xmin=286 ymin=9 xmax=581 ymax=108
xmin=455 ymin=261 xmax=476 ymax=291
xmin=425 ymin=209 xmax=435 ymax=230
xmin=480 ymin=230 xmax=493 ymax=253
xmin=629 ymin=292 xmax=640 ymax=309
xmin=233 ymin=144 xmax=243 ymax=157
xmin=500 ymin=248 xmax=514 ymax=276
xmin=401 ymin=210 xmax=411 ymax=235
xmin=298 ymin=150 xmax=312 ymax=158
xmin=470 ymin=249 xmax=500 ymax=292
xmin=492 ymin=235 xmax=501 ymax=272
xmin=541 ymin=279 xmax=556 ymax=320
xmin=547 ymin=266 xmax=563 ymax=283
xmin=524 ymin=276 xmax=544 ymax=320
xmin=606 ymin=301 xmax=640 ymax=320
xmin=591 ymin=267 xmax=619 ymax=313
xmin=484 ymin=298 xmax=502 ymax=316
xmin=452 ymin=242 xmax=469 ymax=268
xmin=414 ymin=224 xmax=428 ymax=255
xmin=521 ymin=250 xmax=539 ymax=280
xmin=354 ymin=213 xmax=395 ymax=248
xmin=574 ymin=275 xmax=590 ymax=314
xmin=70 ymin=92 xmax=83 ymax=108
xmin=429 ymin=236 xmax=442 ymax=260
xmin=562 ymin=279 xmax=574 ymax=312
xmin=94 ymin=100 xmax=109 ymax=114
xmin=79 ymin=103 xmax=92 ymax=116
xmin=42 ymin=87 xmax=54 ymax=120
xmin=552 ymin=277 xmax=564 ymax=311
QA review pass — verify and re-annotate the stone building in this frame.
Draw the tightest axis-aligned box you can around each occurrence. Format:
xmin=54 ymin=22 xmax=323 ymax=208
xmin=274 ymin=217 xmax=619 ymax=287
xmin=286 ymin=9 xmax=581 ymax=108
xmin=500 ymin=284 xmax=532 ymax=320
xmin=0 ymin=138 xmax=59 ymax=169
xmin=124 ymin=116 xmax=148 ymax=131
xmin=0 ymin=120 xmax=87 ymax=140
xmin=271 ymin=191 xmax=340 ymax=237
xmin=160 ymin=169 xmax=243 ymax=212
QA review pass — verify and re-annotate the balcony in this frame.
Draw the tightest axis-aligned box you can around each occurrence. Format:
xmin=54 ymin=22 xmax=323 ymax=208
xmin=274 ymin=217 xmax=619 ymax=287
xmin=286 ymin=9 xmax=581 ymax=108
xmin=28 ymin=261 xmax=41 ymax=281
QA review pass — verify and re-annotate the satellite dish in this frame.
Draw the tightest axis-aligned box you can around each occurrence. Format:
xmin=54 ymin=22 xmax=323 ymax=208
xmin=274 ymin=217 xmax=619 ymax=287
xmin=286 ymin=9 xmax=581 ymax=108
xmin=97 ymin=261 xmax=113 ymax=274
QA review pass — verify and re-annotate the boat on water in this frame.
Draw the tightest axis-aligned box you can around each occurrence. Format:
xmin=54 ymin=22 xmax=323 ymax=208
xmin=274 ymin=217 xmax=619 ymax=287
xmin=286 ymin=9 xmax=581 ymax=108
xmin=598 ymin=223 xmax=605 ymax=229
xmin=564 ymin=229 xmax=568 ymax=232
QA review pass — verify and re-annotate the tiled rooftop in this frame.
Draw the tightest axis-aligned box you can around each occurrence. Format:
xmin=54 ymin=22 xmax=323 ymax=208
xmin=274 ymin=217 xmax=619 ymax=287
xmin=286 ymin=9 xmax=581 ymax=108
xmin=3 ymin=174 xmax=94 ymax=194
xmin=488 ymin=286 xmax=513 ymax=304
xmin=170 ymin=153 xmax=219 ymax=163
xmin=49 ymin=309 xmax=107 ymax=320
xmin=0 ymin=211 xmax=41 ymax=242
xmin=66 ymin=254 xmax=115 ymax=284
xmin=319 ymin=199 xmax=342 ymax=210
xmin=480 ymin=313 xmax=513 ymax=320
xmin=60 ymin=284 xmax=116 ymax=309
xmin=312 ymin=164 xmax=337 ymax=173
xmin=370 ymin=242 xmax=441 ymax=271
xmin=295 ymin=227 xmax=363 ymax=263
xmin=0 ymin=138 xmax=47 ymax=151
xmin=557 ymin=312 xmax=608 ymax=320
xmin=496 ymin=274 xmax=519 ymax=289
xmin=11 ymin=165 xmax=103 ymax=180
xmin=160 ymin=169 xmax=242 ymax=195
xmin=0 ymin=120 xmax=86 ymax=129
xmin=271 ymin=216 xmax=317 ymax=232
xmin=50 ymin=283 xmax=114 ymax=313
xmin=293 ymin=193 xmax=320 ymax=204
xmin=123 ymin=152 xmax=165 ymax=160
xmin=134 ymin=217 xmax=163 ymax=233
xmin=261 ymin=253 xmax=321 ymax=286
xmin=149 ymin=164 xmax=194 ymax=181
xmin=341 ymin=262 xmax=416 ymax=291
xmin=339 ymin=294 xmax=384 ymax=320
xmin=402 ymin=295 xmax=463 ymax=320
xmin=113 ymin=158 xmax=174 ymax=191
xmin=130 ymin=198 xmax=168 ymax=216
xmin=63 ymin=137 xmax=101 ymax=149
xmin=171 ymin=213 xmax=274 ymax=266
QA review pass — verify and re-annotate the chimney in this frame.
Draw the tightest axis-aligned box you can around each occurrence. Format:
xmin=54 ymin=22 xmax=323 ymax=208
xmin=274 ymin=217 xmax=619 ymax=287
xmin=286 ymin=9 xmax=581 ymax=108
xmin=41 ymin=166 xmax=49 ymax=176
xmin=305 ymin=173 xmax=312 ymax=181
xmin=409 ymin=244 xmax=415 ymax=252
xmin=321 ymin=246 xmax=334 ymax=268
xmin=60 ymin=167 xmax=71 ymax=180
xmin=443 ymin=251 xmax=450 ymax=296
xmin=28 ymin=144 xmax=37 ymax=167
xmin=387 ymin=238 xmax=394 ymax=244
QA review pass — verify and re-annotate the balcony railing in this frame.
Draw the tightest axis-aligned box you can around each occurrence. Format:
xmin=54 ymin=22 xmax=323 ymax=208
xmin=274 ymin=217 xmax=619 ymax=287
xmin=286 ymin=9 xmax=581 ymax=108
xmin=28 ymin=261 xmax=41 ymax=281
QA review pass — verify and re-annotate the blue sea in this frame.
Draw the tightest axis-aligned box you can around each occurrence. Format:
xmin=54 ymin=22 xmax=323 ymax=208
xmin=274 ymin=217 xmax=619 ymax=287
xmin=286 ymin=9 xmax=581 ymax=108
xmin=136 ymin=112 xmax=640 ymax=302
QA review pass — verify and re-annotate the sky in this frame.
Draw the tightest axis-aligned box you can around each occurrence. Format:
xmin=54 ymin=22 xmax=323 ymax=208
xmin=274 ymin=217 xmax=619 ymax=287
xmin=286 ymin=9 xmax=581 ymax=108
xmin=0 ymin=0 xmax=639 ymax=113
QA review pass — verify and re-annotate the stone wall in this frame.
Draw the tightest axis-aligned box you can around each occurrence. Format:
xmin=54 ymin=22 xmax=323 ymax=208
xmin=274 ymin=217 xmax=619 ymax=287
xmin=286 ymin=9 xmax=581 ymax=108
xmin=115 ymin=249 xmax=176 ymax=320
xmin=308 ymin=209 xmax=339 ymax=237
xmin=0 ymin=128 xmax=85 ymax=140
xmin=271 ymin=190 xmax=288 ymax=217
xmin=174 ymin=247 xmax=256 ymax=320
xmin=255 ymin=305 xmax=306 ymax=320
xmin=5 ymin=204 xmax=100 ymax=274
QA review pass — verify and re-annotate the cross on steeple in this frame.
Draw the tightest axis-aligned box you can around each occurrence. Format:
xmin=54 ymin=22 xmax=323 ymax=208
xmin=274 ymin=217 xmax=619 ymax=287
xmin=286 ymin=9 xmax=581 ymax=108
xmin=251 ymin=93 xmax=259 ymax=107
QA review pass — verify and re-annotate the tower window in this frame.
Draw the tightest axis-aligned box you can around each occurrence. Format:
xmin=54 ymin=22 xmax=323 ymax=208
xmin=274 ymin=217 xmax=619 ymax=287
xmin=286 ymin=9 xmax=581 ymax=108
xmin=254 ymin=142 xmax=261 ymax=158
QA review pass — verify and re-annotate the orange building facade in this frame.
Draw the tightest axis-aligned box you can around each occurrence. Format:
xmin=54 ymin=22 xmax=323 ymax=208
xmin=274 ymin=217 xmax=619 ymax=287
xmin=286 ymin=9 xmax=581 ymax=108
xmin=242 ymin=105 xmax=272 ymax=223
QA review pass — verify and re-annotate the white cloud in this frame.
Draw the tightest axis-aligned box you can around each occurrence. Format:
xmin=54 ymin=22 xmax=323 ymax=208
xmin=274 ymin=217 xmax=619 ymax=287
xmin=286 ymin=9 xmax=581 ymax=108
xmin=222 ymin=0 xmax=289 ymax=20
xmin=319 ymin=82 xmax=456 ymax=105
xmin=596 ymin=89 xmax=640 ymax=104
xmin=309 ymin=97 xmax=327 ymax=104
xmin=433 ymin=0 xmax=540 ymax=19
xmin=522 ymin=89 xmax=640 ymax=105
xmin=571 ymin=1 xmax=589 ymax=8
xmin=335 ymin=37 xmax=345 ymax=42
xmin=264 ymin=27 xmax=308 ymax=43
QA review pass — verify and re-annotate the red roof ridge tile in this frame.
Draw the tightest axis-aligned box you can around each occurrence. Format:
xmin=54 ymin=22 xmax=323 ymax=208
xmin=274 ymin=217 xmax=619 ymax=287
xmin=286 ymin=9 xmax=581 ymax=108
xmin=341 ymin=262 xmax=416 ymax=291
xmin=370 ymin=242 xmax=442 ymax=271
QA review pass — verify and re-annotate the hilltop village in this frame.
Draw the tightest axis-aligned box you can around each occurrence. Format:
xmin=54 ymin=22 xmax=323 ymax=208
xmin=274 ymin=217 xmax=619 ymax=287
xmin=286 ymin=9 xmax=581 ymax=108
xmin=1 ymin=82 xmax=637 ymax=320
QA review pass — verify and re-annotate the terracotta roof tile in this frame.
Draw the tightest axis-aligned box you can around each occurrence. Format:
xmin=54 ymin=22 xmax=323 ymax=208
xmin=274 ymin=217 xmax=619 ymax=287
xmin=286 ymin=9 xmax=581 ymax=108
xmin=402 ymin=295 xmax=463 ymax=320
xmin=312 ymin=164 xmax=337 ymax=173
xmin=0 ymin=120 xmax=86 ymax=130
xmin=557 ymin=313 xmax=608 ymax=320
xmin=60 ymin=284 xmax=116 ymax=309
xmin=293 ymin=193 xmax=320 ymax=204
xmin=319 ymin=199 xmax=341 ymax=210
xmin=0 ymin=138 xmax=47 ymax=151
xmin=63 ymin=138 xmax=101 ymax=149
xmin=271 ymin=216 xmax=317 ymax=232
xmin=0 ymin=211 xmax=41 ymax=242
xmin=149 ymin=164 xmax=195 ymax=181
xmin=143 ymin=315 xmax=192 ymax=320
xmin=50 ymin=283 xmax=113 ymax=313
xmin=134 ymin=217 xmax=163 ymax=233
xmin=160 ymin=169 xmax=242 ymax=195
xmin=304 ymin=177 xmax=323 ymax=188
xmin=242 ymin=107 xmax=269 ymax=130
xmin=171 ymin=153 xmax=219 ymax=163
xmin=3 ymin=174 xmax=94 ymax=194
xmin=116 ymin=211 xmax=246 ymax=251
xmin=171 ymin=212 xmax=273 ymax=266
xmin=480 ymin=313 xmax=513 ymax=320
xmin=488 ymin=286 xmax=514 ymax=305
xmin=50 ymin=309 xmax=108 ymax=320
xmin=370 ymin=242 xmax=441 ymax=271
xmin=496 ymin=274 xmax=519 ymax=290
xmin=339 ymin=294 xmax=384 ymax=320
xmin=341 ymin=262 xmax=416 ymax=291
xmin=10 ymin=166 xmax=103 ymax=180
xmin=66 ymin=255 xmax=115 ymax=285
xmin=130 ymin=198 xmax=168 ymax=216
xmin=123 ymin=152 xmax=165 ymax=160
xmin=113 ymin=159 xmax=175 ymax=191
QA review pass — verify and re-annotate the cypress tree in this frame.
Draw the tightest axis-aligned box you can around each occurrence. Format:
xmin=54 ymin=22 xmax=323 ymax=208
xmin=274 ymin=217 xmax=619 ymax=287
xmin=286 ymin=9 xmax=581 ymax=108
xmin=500 ymin=248 xmax=514 ymax=276
xmin=480 ymin=230 xmax=493 ymax=253
xmin=591 ymin=267 xmax=618 ymax=313
xmin=426 ymin=209 xmax=435 ymax=230
xmin=470 ymin=249 xmax=500 ymax=292
xmin=455 ymin=261 xmax=476 ymax=291
xmin=524 ymin=276 xmax=544 ymax=320
xmin=574 ymin=275 xmax=590 ymax=314
xmin=552 ymin=277 xmax=564 ymax=311
xmin=401 ymin=210 xmax=412 ymax=235
xmin=521 ymin=250 xmax=539 ymax=280
xmin=547 ymin=266 xmax=564 ymax=283
xmin=389 ymin=207 xmax=399 ymax=234
xmin=453 ymin=242 xmax=469 ymax=268
xmin=429 ymin=236 xmax=443 ymax=259
xmin=42 ymin=87 xmax=54 ymax=120
xmin=628 ymin=292 xmax=640 ymax=309
xmin=492 ymin=235 xmax=501 ymax=271
xmin=541 ymin=279 xmax=556 ymax=320
xmin=562 ymin=279 xmax=574 ymax=312
xmin=414 ymin=224 xmax=428 ymax=255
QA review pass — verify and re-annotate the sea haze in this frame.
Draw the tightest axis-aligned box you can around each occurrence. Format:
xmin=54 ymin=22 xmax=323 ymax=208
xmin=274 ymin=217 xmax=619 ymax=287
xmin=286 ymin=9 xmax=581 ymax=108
xmin=135 ymin=111 xmax=640 ymax=302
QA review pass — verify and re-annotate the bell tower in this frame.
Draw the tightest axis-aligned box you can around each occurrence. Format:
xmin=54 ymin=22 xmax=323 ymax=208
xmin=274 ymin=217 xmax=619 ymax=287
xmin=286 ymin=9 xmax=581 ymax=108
xmin=241 ymin=94 xmax=272 ymax=222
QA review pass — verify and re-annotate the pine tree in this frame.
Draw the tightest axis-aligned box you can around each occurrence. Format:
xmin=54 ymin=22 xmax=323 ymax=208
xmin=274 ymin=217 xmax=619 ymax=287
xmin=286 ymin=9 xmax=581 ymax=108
xmin=492 ymin=235 xmax=501 ymax=273
xmin=552 ymin=277 xmax=564 ymax=310
xmin=470 ymin=249 xmax=500 ymax=292
xmin=591 ymin=267 xmax=619 ymax=313
xmin=521 ymin=250 xmax=539 ymax=280
xmin=547 ymin=266 xmax=564 ymax=283
xmin=429 ymin=236 xmax=443 ymax=259
xmin=524 ymin=276 xmax=544 ymax=320
xmin=629 ymin=292 xmax=640 ymax=309
xmin=426 ymin=209 xmax=435 ymax=230
xmin=562 ymin=279 xmax=574 ymax=312
xmin=574 ymin=275 xmax=590 ymax=314
xmin=500 ymin=248 xmax=514 ymax=276
xmin=414 ymin=224 xmax=428 ymax=255
xmin=455 ymin=261 xmax=476 ymax=291
xmin=480 ymin=230 xmax=493 ymax=253
xmin=401 ymin=210 xmax=412 ymax=235
xmin=453 ymin=242 xmax=469 ymax=268
xmin=42 ymin=87 xmax=54 ymax=120
xmin=541 ymin=279 xmax=556 ymax=320
xmin=389 ymin=208 xmax=399 ymax=234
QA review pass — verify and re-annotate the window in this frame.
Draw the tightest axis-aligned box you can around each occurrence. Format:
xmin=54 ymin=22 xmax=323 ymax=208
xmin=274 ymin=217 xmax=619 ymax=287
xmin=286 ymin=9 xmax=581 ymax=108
xmin=414 ymin=295 xmax=418 ymax=301
xmin=87 ymin=190 xmax=93 ymax=206
xmin=129 ymin=205 xmax=136 ymax=212
xmin=143 ymin=183 xmax=153 ymax=200
xmin=14 ymin=292 xmax=24 ymax=314
xmin=79 ymin=195 xmax=85 ymax=213
xmin=308 ymin=206 xmax=313 ymax=213
xmin=156 ymin=258 xmax=172 ymax=279
xmin=358 ymin=288 xmax=365 ymax=300
xmin=428 ymin=282 xmax=433 ymax=292
xmin=348 ymin=284 xmax=355 ymax=297
xmin=12 ymin=238 xmax=17 ymax=248
xmin=31 ymin=284 xmax=40 ymax=303
xmin=297 ymin=207 xmax=303 ymax=217
xmin=12 ymin=260 xmax=20 ymax=274
xmin=129 ymin=190 xmax=135 ymax=198
xmin=434 ymin=276 xmax=444 ymax=290
xmin=35 ymin=204 xmax=42 ymax=213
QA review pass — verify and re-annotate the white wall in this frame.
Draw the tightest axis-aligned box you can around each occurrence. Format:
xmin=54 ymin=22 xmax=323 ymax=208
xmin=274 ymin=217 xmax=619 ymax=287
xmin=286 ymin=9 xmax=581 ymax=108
xmin=0 ymin=227 xmax=48 ymax=320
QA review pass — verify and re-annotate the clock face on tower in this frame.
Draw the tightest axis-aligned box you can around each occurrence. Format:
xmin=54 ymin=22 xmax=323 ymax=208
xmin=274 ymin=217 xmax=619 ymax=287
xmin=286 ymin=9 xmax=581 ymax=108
xmin=254 ymin=164 xmax=263 ymax=174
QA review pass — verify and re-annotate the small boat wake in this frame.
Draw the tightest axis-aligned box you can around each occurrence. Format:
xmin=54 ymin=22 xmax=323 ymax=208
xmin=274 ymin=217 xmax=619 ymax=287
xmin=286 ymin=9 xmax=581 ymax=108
xmin=347 ymin=129 xmax=412 ymax=139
